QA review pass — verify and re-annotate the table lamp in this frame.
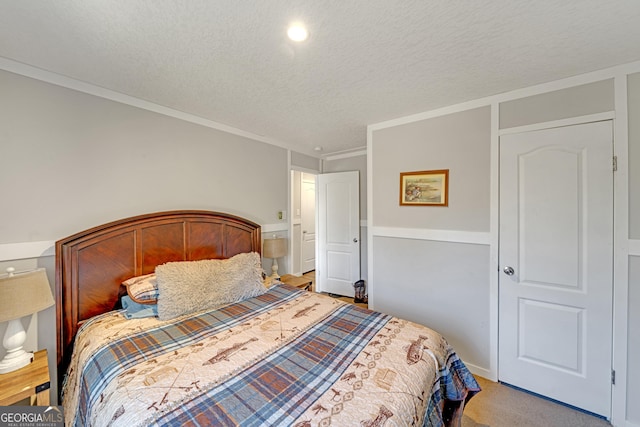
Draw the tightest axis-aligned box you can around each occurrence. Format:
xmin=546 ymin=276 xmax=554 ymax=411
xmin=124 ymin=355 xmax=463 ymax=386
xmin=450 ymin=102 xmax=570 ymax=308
xmin=0 ymin=268 xmax=54 ymax=374
xmin=263 ymin=237 xmax=287 ymax=280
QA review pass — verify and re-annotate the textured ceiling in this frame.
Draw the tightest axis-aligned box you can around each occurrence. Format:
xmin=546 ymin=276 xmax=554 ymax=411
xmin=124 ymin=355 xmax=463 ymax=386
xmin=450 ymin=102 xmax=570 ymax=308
xmin=1 ymin=1 xmax=640 ymax=156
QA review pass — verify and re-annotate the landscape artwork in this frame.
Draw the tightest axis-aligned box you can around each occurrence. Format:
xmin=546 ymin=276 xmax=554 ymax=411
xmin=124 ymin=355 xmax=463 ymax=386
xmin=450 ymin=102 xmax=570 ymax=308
xmin=399 ymin=169 xmax=449 ymax=206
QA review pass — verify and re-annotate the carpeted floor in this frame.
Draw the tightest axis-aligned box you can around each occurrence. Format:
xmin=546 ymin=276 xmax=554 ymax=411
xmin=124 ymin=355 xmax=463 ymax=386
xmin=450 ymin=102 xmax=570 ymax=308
xmin=462 ymin=376 xmax=611 ymax=427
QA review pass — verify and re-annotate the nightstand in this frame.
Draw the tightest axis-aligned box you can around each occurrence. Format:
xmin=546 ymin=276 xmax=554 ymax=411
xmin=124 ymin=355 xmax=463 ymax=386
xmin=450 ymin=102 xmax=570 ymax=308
xmin=280 ymin=274 xmax=313 ymax=291
xmin=0 ymin=349 xmax=50 ymax=406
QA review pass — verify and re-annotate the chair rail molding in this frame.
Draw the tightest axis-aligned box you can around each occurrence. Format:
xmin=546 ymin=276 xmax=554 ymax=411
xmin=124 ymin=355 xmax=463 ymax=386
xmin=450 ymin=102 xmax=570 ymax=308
xmin=0 ymin=241 xmax=55 ymax=261
xmin=371 ymin=226 xmax=490 ymax=246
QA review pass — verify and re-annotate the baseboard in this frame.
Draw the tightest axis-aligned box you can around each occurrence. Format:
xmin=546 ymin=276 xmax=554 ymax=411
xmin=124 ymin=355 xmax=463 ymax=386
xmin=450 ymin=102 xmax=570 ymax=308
xmin=462 ymin=361 xmax=493 ymax=381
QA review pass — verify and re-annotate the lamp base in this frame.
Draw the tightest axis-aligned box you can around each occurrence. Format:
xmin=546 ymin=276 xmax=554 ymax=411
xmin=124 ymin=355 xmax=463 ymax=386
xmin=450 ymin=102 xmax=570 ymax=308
xmin=0 ymin=349 xmax=33 ymax=374
xmin=269 ymin=273 xmax=281 ymax=282
xmin=0 ymin=317 xmax=33 ymax=374
xmin=270 ymin=259 xmax=280 ymax=280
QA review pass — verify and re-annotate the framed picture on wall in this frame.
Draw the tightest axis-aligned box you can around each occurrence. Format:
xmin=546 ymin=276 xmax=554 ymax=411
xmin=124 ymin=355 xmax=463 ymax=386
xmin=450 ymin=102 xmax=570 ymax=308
xmin=399 ymin=169 xmax=449 ymax=206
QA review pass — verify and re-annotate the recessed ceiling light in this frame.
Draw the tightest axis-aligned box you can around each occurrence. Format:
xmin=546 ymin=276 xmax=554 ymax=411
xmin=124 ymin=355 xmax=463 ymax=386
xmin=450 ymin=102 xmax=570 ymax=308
xmin=287 ymin=24 xmax=308 ymax=42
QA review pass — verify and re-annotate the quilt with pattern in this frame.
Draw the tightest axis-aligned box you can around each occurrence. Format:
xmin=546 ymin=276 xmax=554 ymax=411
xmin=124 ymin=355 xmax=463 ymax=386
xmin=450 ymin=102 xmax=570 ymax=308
xmin=63 ymin=284 xmax=479 ymax=426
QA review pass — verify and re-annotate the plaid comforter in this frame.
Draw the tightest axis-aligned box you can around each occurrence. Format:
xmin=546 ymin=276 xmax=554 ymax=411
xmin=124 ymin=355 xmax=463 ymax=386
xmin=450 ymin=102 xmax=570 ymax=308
xmin=63 ymin=284 xmax=479 ymax=426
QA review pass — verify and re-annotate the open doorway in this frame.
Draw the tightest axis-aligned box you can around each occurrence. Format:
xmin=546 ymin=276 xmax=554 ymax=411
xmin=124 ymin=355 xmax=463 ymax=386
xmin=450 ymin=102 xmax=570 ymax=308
xmin=289 ymin=166 xmax=362 ymax=298
xmin=290 ymin=170 xmax=316 ymax=276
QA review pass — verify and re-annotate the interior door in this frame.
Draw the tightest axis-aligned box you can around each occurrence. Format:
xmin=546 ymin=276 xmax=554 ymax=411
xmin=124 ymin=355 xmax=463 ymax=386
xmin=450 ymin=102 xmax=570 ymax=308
xmin=498 ymin=121 xmax=613 ymax=417
xmin=301 ymin=173 xmax=316 ymax=273
xmin=317 ymin=171 xmax=360 ymax=296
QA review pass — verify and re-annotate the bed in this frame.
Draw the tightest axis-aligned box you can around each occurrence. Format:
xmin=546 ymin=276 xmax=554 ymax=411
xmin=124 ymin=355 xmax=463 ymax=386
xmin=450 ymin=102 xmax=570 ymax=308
xmin=55 ymin=210 xmax=479 ymax=426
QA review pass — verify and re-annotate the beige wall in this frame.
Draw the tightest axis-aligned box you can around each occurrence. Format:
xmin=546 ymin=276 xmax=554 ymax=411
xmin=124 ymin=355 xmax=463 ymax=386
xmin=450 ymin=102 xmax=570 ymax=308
xmin=291 ymin=151 xmax=320 ymax=172
xmin=373 ymin=237 xmax=490 ymax=369
xmin=373 ymin=107 xmax=491 ymax=232
xmin=499 ymin=79 xmax=614 ymax=129
xmin=370 ymin=72 xmax=638 ymax=424
xmin=370 ymin=106 xmax=491 ymax=371
xmin=0 ymin=70 xmax=288 ymax=244
xmin=0 ymin=69 xmax=290 ymax=403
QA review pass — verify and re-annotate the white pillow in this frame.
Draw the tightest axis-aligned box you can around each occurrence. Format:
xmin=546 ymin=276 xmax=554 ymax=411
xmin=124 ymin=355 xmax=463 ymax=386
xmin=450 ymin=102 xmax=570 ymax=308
xmin=155 ymin=252 xmax=266 ymax=321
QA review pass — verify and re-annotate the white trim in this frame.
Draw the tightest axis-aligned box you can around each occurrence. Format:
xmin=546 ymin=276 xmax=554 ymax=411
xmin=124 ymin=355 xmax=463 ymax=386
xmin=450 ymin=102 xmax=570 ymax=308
xmin=488 ymin=102 xmax=500 ymax=382
xmin=369 ymin=98 xmax=493 ymax=131
xmin=498 ymin=111 xmax=616 ymax=136
xmin=371 ymin=227 xmax=490 ymax=246
xmin=368 ymin=60 xmax=640 ymax=133
xmin=463 ymin=361 xmax=492 ymax=381
xmin=0 ymin=230 xmax=303 ymax=261
xmin=629 ymin=239 xmax=640 ymax=257
xmin=366 ymin=126 xmax=375 ymax=310
xmin=291 ymin=165 xmax=321 ymax=175
xmin=612 ymin=74 xmax=630 ymax=427
xmin=497 ymin=61 xmax=639 ymax=105
xmin=261 ymin=223 xmax=288 ymax=234
xmin=0 ymin=241 xmax=55 ymax=261
xmin=0 ymin=57 xmax=320 ymax=158
xmin=360 ymin=220 xmax=367 ymax=228
xmin=323 ymin=148 xmax=367 ymax=161
xmin=287 ymin=150 xmax=294 ymax=276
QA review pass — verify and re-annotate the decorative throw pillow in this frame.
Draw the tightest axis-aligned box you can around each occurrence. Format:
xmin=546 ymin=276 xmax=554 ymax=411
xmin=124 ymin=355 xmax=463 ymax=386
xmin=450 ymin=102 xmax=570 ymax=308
xmin=155 ymin=252 xmax=267 ymax=321
xmin=121 ymin=295 xmax=158 ymax=319
xmin=123 ymin=273 xmax=158 ymax=305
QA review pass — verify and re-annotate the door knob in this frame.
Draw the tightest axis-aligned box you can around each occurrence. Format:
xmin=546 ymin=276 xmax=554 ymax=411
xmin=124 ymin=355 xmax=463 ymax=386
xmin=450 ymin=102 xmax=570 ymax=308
xmin=503 ymin=266 xmax=515 ymax=276
xmin=353 ymin=238 xmax=358 ymax=243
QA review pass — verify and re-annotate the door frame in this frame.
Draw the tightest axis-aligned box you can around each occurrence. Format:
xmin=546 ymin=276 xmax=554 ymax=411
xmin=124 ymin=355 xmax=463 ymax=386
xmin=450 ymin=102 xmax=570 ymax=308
xmin=493 ymin=109 xmax=626 ymax=422
xmin=288 ymin=165 xmax=321 ymax=276
xmin=301 ymin=172 xmax=317 ymax=274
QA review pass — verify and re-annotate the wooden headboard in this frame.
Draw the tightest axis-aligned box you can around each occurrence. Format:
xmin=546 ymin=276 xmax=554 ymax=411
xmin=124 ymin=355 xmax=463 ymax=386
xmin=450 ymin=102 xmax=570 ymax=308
xmin=55 ymin=210 xmax=261 ymax=390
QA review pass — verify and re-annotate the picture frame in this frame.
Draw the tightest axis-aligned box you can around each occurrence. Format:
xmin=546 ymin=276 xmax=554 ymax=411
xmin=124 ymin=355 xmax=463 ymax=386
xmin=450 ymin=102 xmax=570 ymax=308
xmin=399 ymin=169 xmax=449 ymax=206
